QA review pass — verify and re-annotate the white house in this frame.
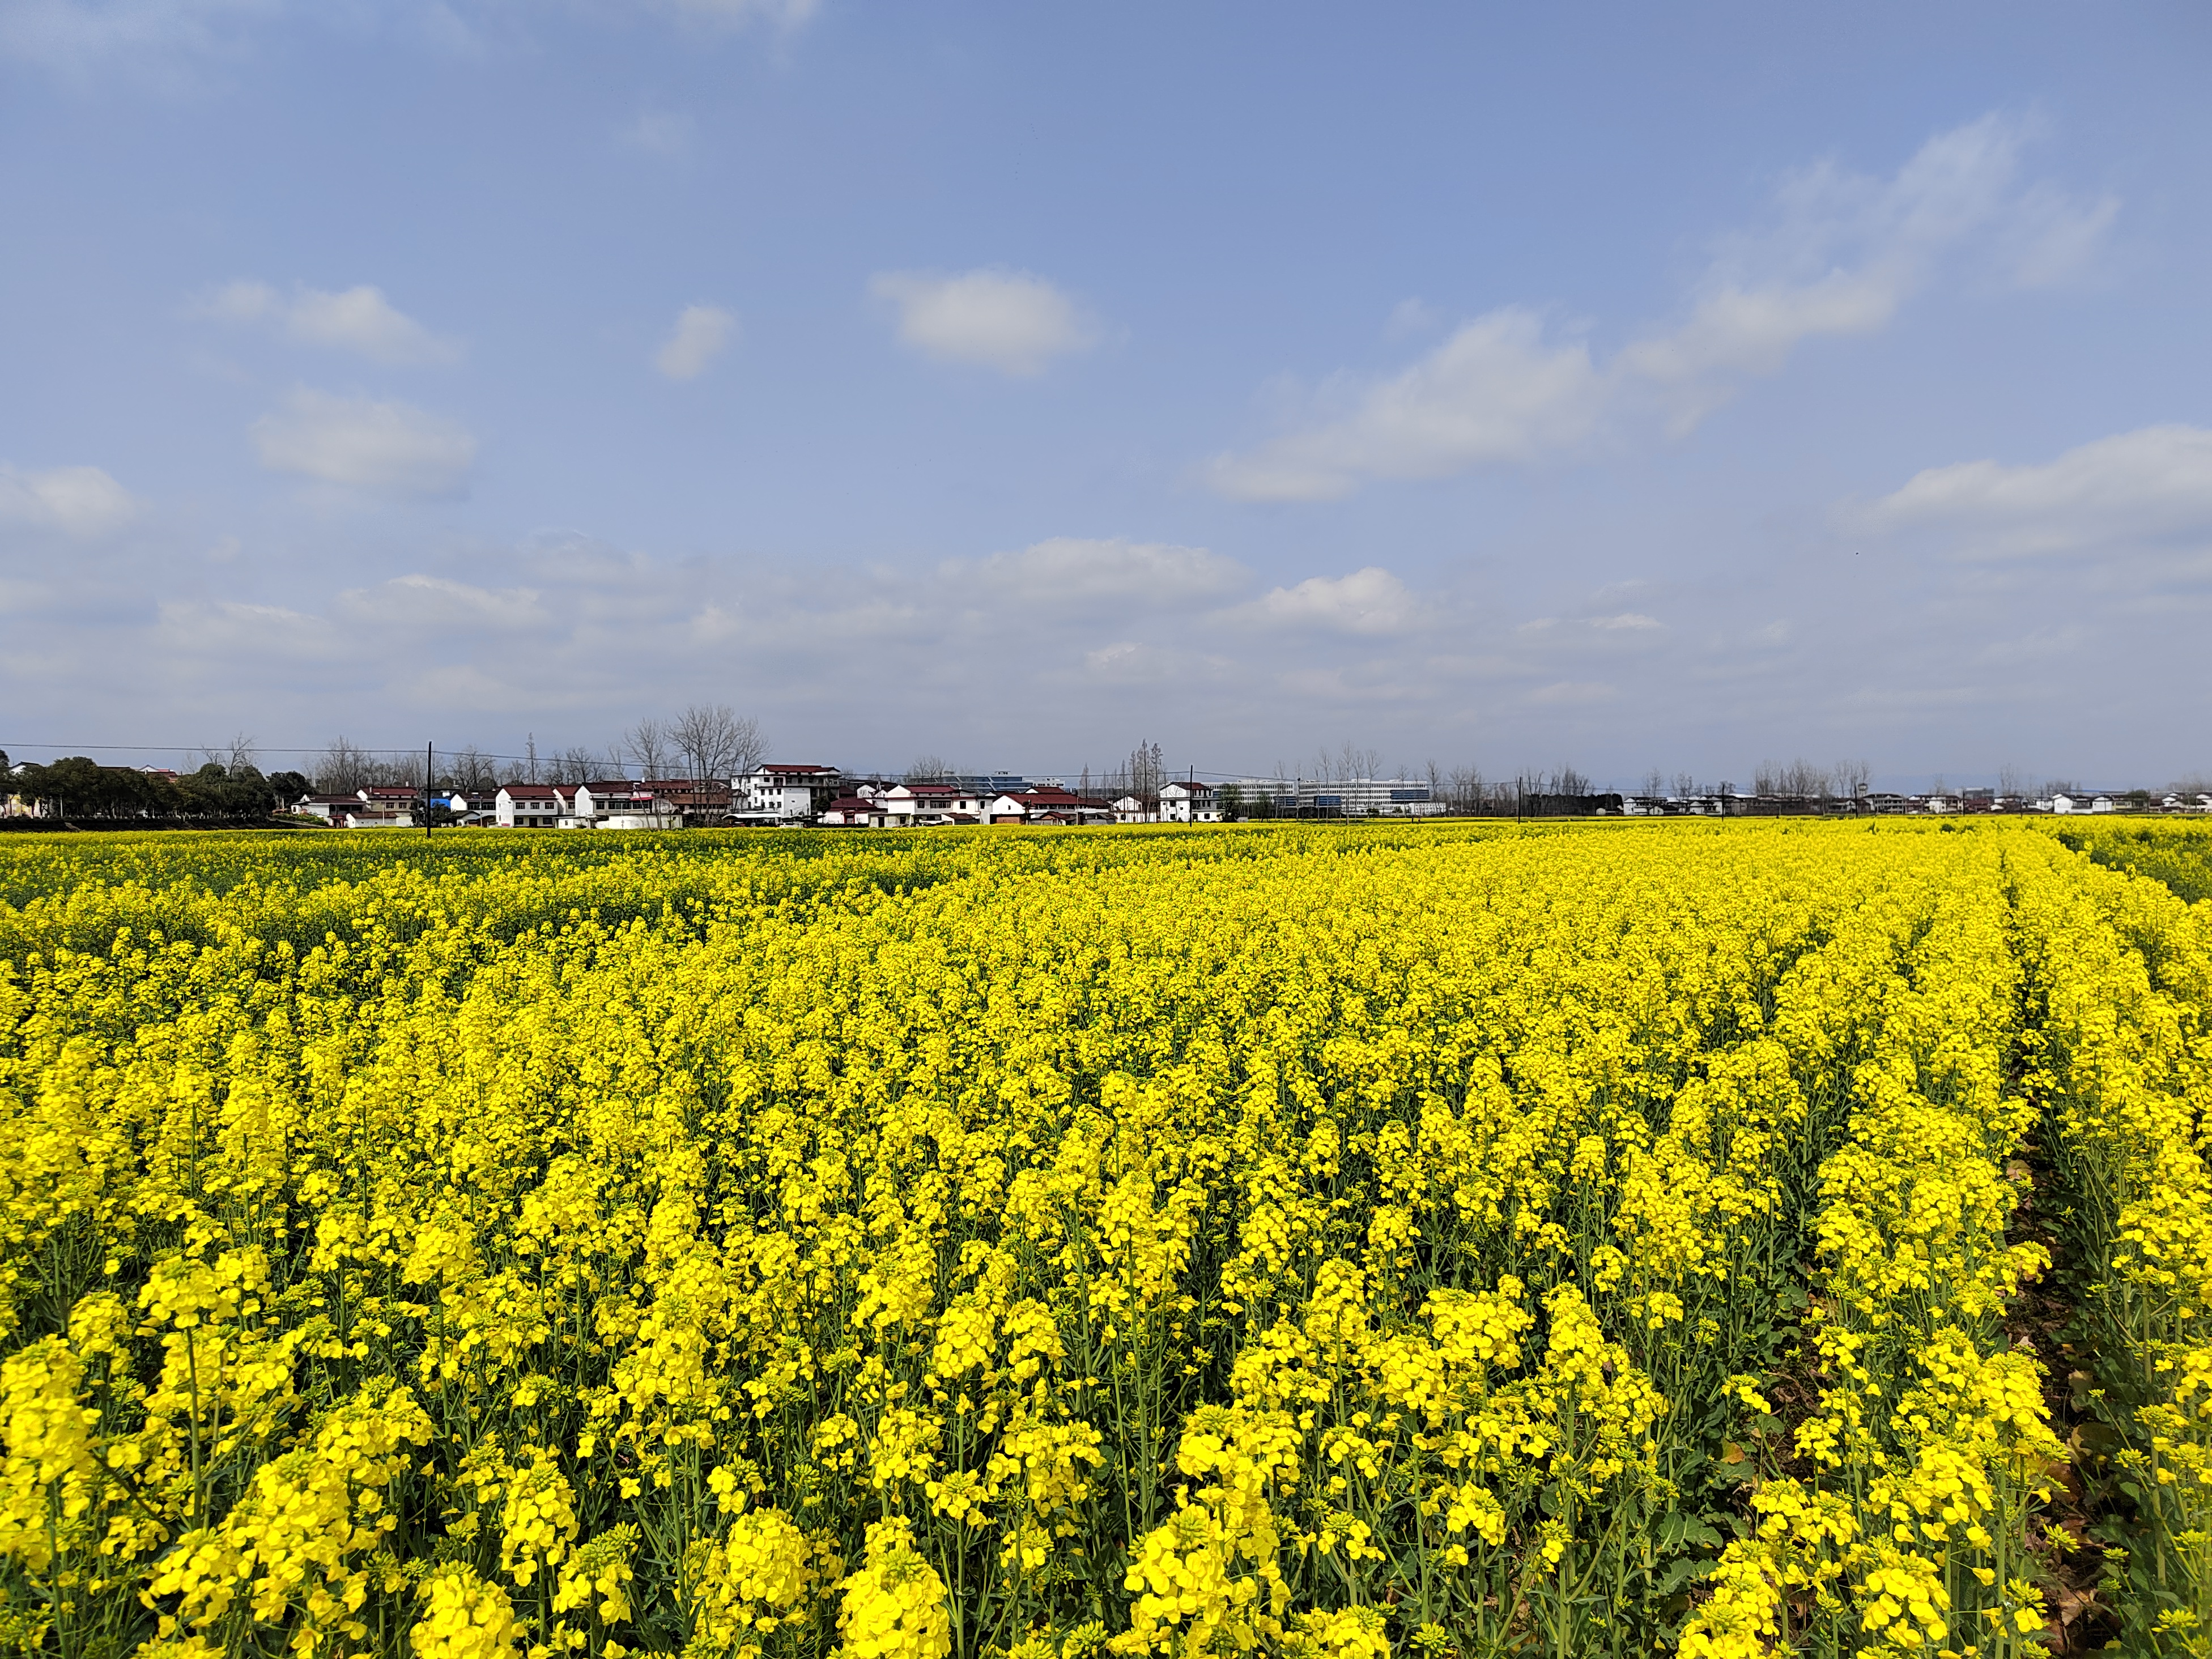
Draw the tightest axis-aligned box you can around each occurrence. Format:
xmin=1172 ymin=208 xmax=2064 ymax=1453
xmin=1111 ymin=795 xmax=1157 ymax=824
xmin=575 ymin=780 xmax=679 ymax=829
xmin=1214 ymin=777 xmax=1444 ymax=817
xmin=293 ymin=793 xmax=361 ymax=822
xmin=988 ymin=793 xmax=1030 ymax=824
xmin=304 ymin=785 xmax=420 ymax=828
xmin=820 ymin=795 xmax=889 ymax=827
xmin=495 ymin=785 xmax=567 ymax=828
xmin=879 ymin=782 xmax=991 ymax=824
xmin=741 ymin=763 xmax=844 ymax=822
xmin=1158 ymin=781 xmax=1220 ymax=823
xmin=881 ymin=782 xmax=950 ymax=823
xmin=2049 ymin=793 xmax=2117 ymax=816
xmin=1010 ymin=786 xmax=1115 ymax=825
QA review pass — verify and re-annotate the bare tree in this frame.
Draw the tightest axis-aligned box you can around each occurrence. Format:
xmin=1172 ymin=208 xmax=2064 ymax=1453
xmin=1339 ymin=741 xmax=1384 ymax=782
xmin=1129 ymin=739 xmax=1163 ymax=805
xmin=359 ymin=748 xmax=423 ymax=789
xmin=444 ymin=745 xmax=496 ymax=793
xmin=316 ymin=736 xmax=372 ymax=794
xmin=730 ymin=714 xmax=768 ymax=779
xmin=550 ymin=747 xmax=598 ymax=785
xmin=673 ymin=704 xmax=764 ymax=781
xmin=626 ymin=718 xmax=671 ymax=779
xmin=907 ymin=754 xmax=957 ymax=784
xmin=1755 ymin=758 xmax=1831 ymax=798
xmin=1545 ymin=765 xmax=1590 ymax=796
xmin=1835 ymin=759 xmax=1871 ymax=799
xmin=1446 ymin=765 xmax=1485 ymax=813
xmin=202 ymin=731 xmax=259 ymax=775
xmin=1672 ymin=771 xmax=1697 ymax=800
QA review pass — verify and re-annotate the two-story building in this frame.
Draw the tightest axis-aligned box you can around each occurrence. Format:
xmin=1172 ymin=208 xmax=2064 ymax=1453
xmin=641 ymin=777 xmax=734 ymax=825
xmin=1158 ymin=781 xmax=1221 ymax=823
xmin=494 ymin=784 xmax=569 ymax=828
xmin=820 ymin=795 xmax=890 ymax=827
xmin=1008 ymin=786 xmax=1115 ymax=825
xmin=739 ymin=763 xmax=845 ymax=822
xmin=575 ymin=780 xmax=680 ymax=829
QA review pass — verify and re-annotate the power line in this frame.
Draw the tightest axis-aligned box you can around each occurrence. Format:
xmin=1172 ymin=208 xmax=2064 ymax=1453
xmin=5 ymin=741 xmax=1458 ymax=785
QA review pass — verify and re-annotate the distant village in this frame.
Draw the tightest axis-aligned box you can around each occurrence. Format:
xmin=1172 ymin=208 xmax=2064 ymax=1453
xmin=134 ymin=768 xmax=2212 ymax=829
xmin=7 ymin=747 xmax=2210 ymax=830
xmin=291 ymin=767 xmax=1425 ymax=829
xmin=297 ymin=773 xmax=2212 ymax=830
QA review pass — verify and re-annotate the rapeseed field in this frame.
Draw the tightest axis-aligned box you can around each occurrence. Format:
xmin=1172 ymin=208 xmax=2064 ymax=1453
xmin=3 ymin=820 xmax=2209 ymax=1657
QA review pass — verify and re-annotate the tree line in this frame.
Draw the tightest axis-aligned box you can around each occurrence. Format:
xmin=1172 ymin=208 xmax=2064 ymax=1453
xmin=2 ymin=705 xmax=767 ymax=822
xmin=311 ymin=706 xmax=767 ymax=794
xmin=2 ymin=745 xmax=310 ymax=822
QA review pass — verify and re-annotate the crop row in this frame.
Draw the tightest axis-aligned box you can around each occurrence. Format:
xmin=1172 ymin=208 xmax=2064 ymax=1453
xmin=0 ymin=822 xmax=2207 ymax=1656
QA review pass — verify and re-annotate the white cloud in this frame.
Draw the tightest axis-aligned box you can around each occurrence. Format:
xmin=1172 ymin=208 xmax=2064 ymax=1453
xmin=155 ymin=598 xmax=337 ymax=662
xmin=1209 ymin=113 xmax=2120 ymax=500
xmin=653 ymin=304 xmax=737 ymax=380
xmin=1207 ymin=310 xmax=1605 ymax=501
xmin=1865 ymin=425 xmax=2212 ymax=558
xmin=1240 ymin=567 xmax=1417 ymax=635
xmin=1612 ymin=267 xmax=1901 ymax=432
xmin=871 ymin=267 xmax=1098 ymax=377
xmin=0 ymin=462 xmax=138 ymax=537
xmin=948 ymin=537 xmax=1247 ymax=609
xmin=1524 ymin=680 xmax=1617 ymax=707
xmin=1998 ymin=184 xmax=2121 ymax=290
xmin=3 ymin=0 xmax=812 ymax=73
xmin=647 ymin=0 xmax=818 ymax=27
xmin=336 ymin=573 xmax=547 ymax=631
xmin=1589 ymin=612 xmax=1662 ymax=631
xmin=202 ymin=280 xmax=457 ymax=364
xmin=1973 ymin=624 xmax=2085 ymax=666
xmin=250 ymin=388 xmax=477 ymax=499
xmin=1385 ymin=297 xmax=1440 ymax=339
xmin=620 ymin=109 xmax=695 ymax=155
xmin=1083 ymin=640 xmax=1175 ymax=680
xmin=0 ymin=0 xmax=276 ymax=73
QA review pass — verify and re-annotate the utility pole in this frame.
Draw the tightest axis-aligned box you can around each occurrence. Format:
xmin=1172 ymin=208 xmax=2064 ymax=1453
xmin=426 ymin=742 xmax=433 ymax=840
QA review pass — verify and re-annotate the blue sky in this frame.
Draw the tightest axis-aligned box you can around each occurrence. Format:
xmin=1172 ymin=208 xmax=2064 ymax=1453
xmin=2 ymin=1 xmax=2207 ymax=789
